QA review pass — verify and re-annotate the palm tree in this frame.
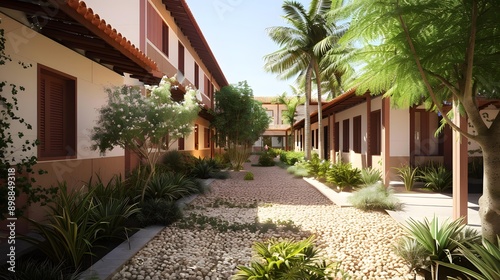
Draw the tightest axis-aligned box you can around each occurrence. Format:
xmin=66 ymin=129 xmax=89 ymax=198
xmin=273 ymin=87 xmax=305 ymax=150
xmin=264 ymin=0 xmax=333 ymax=160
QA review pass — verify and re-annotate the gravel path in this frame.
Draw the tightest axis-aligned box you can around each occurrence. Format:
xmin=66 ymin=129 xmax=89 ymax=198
xmin=112 ymin=156 xmax=413 ymax=280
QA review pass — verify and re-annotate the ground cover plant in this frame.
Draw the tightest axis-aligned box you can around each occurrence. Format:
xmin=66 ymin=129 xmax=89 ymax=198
xmin=233 ymin=236 xmax=347 ymax=279
xmin=348 ymin=183 xmax=401 ymax=211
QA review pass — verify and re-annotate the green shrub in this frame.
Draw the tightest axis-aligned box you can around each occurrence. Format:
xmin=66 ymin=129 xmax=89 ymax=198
xmin=317 ymin=160 xmax=331 ymax=181
xmin=418 ymin=164 xmax=452 ymax=192
xmin=394 ymin=165 xmax=418 ymax=191
xmin=136 ymin=198 xmax=182 ymax=226
xmin=209 ymin=170 xmax=231 ymax=179
xmin=233 ymin=236 xmax=345 ymax=279
xmin=191 ymin=158 xmax=215 ymax=179
xmin=326 ymin=162 xmax=361 ymax=191
xmin=305 ymin=153 xmax=321 ymax=177
xmin=279 ymin=151 xmax=305 ymax=165
xmin=360 ymin=167 xmax=382 ymax=187
xmin=0 ymin=258 xmax=81 ymax=280
xmin=89 ymin=197 xmax=140 ymax=239
xmin=397 ymin=216 xmax=480 ymax=277
xmin=268 ymin=148 xmax=282 ymax=158
xmin=144 ymin=172 xmax=203 ymax=201
xmin=348 ymin=183 xmax=401 ymax=211
xmin=160 ymin=150 xmax=195 ymax=174
xmin=244 ymin=172 xmax=254 ymax=180
xmin=21 ymin=183 xmax=108 ymax=269
xmin=258 ymin=151 xmax=275 ymax=166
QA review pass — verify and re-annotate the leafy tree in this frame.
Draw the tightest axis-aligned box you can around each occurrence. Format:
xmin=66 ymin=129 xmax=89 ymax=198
xmin=211 ymin=81 xmax=269 ymax=170
xmin=273 ymin=89 xmax=305 ymax=150
xmin=341 ymin=0 xmax=500 ymax=242
xmin=91 ymin=76 xmax=200 ymax=200
xmin=265 ymin=0 xmax=334 ymax=160
xmin=0 ymin=21 xmax=51 ymax=220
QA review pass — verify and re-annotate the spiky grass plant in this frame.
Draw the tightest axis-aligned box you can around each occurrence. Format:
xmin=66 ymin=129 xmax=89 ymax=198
xmin=360 ymin=167 xmax=383 ymax=187
xmin=348 ymin=183 xmax=401 ymax=211
xmin=394 ymin=165 xmax=418 ymax=191
xmin=437 ymin=237 xmax=500 ymax=280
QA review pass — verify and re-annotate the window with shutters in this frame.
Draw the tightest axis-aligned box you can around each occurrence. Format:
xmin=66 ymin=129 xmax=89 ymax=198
xmin=194 ymin=63 xmax=199 ymax=89
xmin=178 ymin=42 xmax=184 ymax=75
xmin=353 ymin=115 xmax=361 ymax=153
xmin=162 ymin=22 xmax=169 ymax=57
xmin=205 ymin=127 xmax=210 ymax=148
xmin=38 ymin=65 xmax=76 ymax=160
xmin=342 ymin=119 xmax=350 ymax=152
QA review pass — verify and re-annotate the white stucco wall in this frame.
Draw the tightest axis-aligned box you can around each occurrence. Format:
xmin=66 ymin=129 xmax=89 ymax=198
xmin=2 ymin=15 xmax=126 ymax=162
xmin=80 ymin=0 xmax=141 ymax=47
xmin=389 ymin=107 xmax=410 ymax=157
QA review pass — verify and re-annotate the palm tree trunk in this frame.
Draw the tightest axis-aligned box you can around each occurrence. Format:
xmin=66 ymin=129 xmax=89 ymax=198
xmin=304 ymin=63 xmax=313 ymax=160
xmin=314 ymin=60 xmax=323 ymax=160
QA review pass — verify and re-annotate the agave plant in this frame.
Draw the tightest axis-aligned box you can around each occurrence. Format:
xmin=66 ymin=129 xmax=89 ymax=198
xmin=418 ymin=164 xmax=452 ymax=192
xmin=400 ymin=216 xmax=480 ymax=278
xmin=233 ymin=236 xmax=340 ymax=280
xmin=144 ymin=172 xmax=202 ymax=201
xmin=437 ymin=237 xmax=500 ymax=280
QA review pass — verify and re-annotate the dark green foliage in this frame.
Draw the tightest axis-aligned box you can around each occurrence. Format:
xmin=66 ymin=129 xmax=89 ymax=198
xmin=326 ymin=162 xmax=361 ymax=191
xmin=160 ymin=150 xmax=195 ymax=174
xmin=136 ymin=198 xmax=182 ymax=226
xmin=144 ymin=172 xmax=203 ymax=201
xmin=209 ymin=171 xmax=230 ymax=179
xmin=418 ymin=163 xmax=452 ymax=192
xmin=21 ymin=183 xmax=107 ymax=269
xmin=0 ymin=258 xmax=81 ymax=280
xmin=268 ymin=148 xmax=282 ymax=158
xmin=280 ymin=150 xmax=305 ymax=165
xmin=348 ymin=183 xmax=401 ymax=211
xmin=191 ymin=158 xmax=215 ymax=179
xmin=233 ymin=236 xmax=340 ymax=280
xmin=468 ymin=157 xmax=484 ymax=179
xmin=258 ymin=152 xmax=275 ymax=166
xmin=86 ymin=174 xmax=134 ymax=203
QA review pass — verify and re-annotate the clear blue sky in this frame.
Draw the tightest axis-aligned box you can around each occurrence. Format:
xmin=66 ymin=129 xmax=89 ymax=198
xmin=187 ymin=0 xmax=310 ymax=97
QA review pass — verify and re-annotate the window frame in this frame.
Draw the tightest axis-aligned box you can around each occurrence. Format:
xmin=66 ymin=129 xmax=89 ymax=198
xmin=37 ymin=64 xmax=77 ymax=161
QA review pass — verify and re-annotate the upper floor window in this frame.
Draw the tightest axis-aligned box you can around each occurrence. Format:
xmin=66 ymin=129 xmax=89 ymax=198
xmin=38 ymin=65 xmax=77 ymax=160
xmin=178 ymin=42 xmax=185 ymax=75
xmin=266 ymin=110 xmax=274 ymax=124
xmin=194 ymin=62 xmax=199 ymax=89
xmin=162 ymin=22 xmax=169 ymax=57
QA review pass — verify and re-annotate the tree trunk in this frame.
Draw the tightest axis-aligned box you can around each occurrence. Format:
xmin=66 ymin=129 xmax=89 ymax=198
xmin=314 ymin=60 xmax=323 ymax=160
xmin=304 ymin=63 xmax=313 ymax=160
xmin=478 ymin=139 xmax=500 ymax=244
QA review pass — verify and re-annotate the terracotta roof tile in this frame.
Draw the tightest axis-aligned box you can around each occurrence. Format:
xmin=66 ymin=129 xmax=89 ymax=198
xmin=66 ymin=0 xmax=160 ymax=74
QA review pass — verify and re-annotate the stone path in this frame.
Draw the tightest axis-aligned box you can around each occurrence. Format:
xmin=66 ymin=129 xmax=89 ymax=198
xmin=109 ymin=156 xmax=413 ymax=280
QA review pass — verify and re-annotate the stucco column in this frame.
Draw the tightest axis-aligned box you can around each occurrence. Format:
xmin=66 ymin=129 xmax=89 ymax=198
xmin=452 ymin=101 xmax=469 ymax=222
xmin=382 ymin=98 xmax=391 ymax=184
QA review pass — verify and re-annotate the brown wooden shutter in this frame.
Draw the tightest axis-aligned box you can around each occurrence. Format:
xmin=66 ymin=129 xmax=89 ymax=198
xmin=178 ymin=42 xmax=184 ymax=75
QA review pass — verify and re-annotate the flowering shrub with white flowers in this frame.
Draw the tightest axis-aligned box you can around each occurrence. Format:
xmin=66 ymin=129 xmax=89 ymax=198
xmin=91 ymin=76 xmax=200 ymax=198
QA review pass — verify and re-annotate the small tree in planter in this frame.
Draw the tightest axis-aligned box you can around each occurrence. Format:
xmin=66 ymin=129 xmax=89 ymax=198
xmin=90 ymin=76 xmax=200 ymax=200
